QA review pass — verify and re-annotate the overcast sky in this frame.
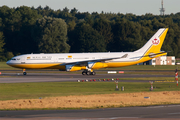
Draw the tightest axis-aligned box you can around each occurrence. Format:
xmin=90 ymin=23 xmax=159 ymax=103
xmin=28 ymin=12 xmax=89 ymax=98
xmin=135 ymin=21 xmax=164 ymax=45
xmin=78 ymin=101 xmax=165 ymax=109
xmin=1 ymin=0 xmax=180 ymax=15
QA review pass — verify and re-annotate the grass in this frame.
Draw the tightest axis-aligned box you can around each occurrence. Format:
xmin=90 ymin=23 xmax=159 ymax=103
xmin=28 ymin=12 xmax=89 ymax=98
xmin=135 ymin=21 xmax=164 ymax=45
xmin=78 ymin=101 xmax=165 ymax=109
xmin=0 ymin=82 xmax=179 ymax=101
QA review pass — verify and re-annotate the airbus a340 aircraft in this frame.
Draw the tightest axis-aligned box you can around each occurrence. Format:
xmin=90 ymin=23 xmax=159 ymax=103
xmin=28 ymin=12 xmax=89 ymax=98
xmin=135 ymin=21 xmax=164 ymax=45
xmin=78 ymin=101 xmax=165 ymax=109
xmin=7 ymin=28 xmax=168 ymax=75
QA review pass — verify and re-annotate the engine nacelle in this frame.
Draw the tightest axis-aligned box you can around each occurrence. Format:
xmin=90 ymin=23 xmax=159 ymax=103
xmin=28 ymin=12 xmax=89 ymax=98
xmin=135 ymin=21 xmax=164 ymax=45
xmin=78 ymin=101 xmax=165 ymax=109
xmin=66 ymin=65 xmax=82 ymax=71
xmin=92 ymin=62 xmax=108 ymax=69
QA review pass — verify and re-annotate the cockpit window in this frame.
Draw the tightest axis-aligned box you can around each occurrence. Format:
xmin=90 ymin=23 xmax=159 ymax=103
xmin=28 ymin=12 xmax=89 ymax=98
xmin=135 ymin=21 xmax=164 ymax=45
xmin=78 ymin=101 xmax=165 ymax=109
xmin=17 ymin=58 xmax=20 ymax=60
xmin=11 ymin=58 xmax=16 ymax=60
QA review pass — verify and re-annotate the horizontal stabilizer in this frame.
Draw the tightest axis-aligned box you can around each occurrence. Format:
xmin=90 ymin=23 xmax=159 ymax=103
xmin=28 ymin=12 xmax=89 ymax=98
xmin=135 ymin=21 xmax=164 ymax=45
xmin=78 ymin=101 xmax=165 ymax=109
xmin=130 ymin=51 xmax=168 ymax=59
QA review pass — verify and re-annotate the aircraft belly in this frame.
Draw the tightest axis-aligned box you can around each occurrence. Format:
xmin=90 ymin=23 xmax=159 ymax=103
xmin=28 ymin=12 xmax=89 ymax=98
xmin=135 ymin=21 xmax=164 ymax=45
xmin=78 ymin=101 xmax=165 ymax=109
xmin=8 ymin=63 xmax=66 ymax=70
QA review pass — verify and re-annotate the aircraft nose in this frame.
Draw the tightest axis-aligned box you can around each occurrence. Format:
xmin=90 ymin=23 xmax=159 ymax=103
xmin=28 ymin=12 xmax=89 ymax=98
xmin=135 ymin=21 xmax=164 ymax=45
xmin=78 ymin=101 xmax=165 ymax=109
xmin=6 ymin=60 xmax=11 ymax=65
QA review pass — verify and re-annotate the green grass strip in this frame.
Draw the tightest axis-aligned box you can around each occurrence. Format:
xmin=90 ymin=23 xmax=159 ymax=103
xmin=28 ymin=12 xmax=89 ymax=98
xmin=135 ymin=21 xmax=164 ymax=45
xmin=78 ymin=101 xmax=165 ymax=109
xmin=0 ymin=82 xmax=179 ymax=101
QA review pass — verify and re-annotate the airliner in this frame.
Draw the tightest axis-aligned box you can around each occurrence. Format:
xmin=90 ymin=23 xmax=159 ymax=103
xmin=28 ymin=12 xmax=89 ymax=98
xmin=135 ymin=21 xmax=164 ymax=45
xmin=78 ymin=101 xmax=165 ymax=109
xmin=6 ymin=28 xmax=168 ymax=75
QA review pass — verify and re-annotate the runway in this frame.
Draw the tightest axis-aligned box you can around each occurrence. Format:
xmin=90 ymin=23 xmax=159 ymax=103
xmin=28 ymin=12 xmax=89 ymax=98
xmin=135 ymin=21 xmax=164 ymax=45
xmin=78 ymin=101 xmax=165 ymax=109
xmin=0 ymin=70 xmax=178 ymax=120
xmin=0 ymin=72 xmax=173 ymax=83
xmin=1 ymin=105 xmax=180 ymax=119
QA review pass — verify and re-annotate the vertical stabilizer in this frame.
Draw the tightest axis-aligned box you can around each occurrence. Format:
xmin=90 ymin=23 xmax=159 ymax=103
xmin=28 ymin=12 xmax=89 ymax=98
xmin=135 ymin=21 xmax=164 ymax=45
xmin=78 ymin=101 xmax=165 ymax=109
xmin=135 ymin=28 xmax=168 ymax=55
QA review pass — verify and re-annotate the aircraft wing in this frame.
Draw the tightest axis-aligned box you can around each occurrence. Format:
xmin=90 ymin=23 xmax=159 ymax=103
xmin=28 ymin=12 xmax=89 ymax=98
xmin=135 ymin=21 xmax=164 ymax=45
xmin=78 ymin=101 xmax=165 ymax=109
xmin=61 ymin=54 xmax=128 ymax=66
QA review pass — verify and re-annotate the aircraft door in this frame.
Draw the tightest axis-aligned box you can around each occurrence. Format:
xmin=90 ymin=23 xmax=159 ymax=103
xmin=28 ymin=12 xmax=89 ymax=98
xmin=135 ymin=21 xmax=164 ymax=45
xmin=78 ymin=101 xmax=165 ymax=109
xmin=54 ymin=56 xmax=58 ymax=63
xmin=21 ymin=57 xmax=25 ymax=64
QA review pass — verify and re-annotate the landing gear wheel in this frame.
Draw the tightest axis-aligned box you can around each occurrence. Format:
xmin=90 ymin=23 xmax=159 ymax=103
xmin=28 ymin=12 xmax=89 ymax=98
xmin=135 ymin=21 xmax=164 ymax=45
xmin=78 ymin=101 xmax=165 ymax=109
xmin=23 ymin=72 xmax=27 ymax=75
xmin=82 ymin=71 xmax=86 ymax=75
xmin=86 ymin=71 xmax=91 ymax=75
xmin=91 ymin=71 xmax=96 ymax=75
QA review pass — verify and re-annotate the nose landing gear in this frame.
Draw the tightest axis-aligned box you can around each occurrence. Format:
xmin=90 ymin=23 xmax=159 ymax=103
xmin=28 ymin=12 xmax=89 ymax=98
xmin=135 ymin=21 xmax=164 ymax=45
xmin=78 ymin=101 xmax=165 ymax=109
xmin=23 ymin=69 xmax=27 ymax=75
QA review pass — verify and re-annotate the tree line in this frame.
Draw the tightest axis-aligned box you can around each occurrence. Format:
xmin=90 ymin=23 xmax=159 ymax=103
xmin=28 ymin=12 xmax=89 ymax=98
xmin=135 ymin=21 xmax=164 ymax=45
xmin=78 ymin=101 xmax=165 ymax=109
xmin=1 ymin=5 xmax=180 ymax=61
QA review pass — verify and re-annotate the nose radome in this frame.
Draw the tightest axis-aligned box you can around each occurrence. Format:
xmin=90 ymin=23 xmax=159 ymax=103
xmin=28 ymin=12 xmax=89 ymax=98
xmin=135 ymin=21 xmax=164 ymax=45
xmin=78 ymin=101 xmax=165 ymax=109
xmin=6 ymin=60 xmax=11 ymax=65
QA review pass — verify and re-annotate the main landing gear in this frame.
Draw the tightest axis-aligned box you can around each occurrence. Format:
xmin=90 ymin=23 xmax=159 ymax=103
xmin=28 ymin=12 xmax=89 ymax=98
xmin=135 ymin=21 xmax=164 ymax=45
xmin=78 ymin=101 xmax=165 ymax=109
xmin=23 ymin=69 xmax=27 ymax=75
xmin=82 ymin=70 xmax=96 ymax=75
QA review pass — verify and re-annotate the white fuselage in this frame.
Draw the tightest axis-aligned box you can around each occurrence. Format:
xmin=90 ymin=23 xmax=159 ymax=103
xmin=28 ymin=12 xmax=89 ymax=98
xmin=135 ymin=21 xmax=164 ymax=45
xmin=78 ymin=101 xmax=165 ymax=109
xmin=6 ymin=51 xmax=143 ymax=71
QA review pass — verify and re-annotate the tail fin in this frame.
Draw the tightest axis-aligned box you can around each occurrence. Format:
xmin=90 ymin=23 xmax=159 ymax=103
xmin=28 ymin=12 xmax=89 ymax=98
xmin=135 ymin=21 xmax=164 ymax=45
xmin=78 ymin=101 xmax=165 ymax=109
xmin=135 ymin=28 xmax=168 ymax=56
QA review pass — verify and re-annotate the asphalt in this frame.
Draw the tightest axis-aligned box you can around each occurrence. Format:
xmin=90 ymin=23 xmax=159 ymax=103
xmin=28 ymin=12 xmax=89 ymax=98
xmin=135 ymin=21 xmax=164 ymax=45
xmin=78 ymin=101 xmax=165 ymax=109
xmin=1 ymin=105 xmax=180 ymax=119
xmin=0 ymin=72 xmax=173 ymax=83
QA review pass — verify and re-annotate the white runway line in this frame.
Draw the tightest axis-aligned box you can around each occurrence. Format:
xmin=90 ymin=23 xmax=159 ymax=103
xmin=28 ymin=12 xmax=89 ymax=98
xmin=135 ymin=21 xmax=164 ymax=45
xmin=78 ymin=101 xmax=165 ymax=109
xmin=168 ymin=112 xmax=180 ymax=115
xmin=147 ymin=105 xmax=180 ymax=109
xmin=109 ymin=117 xmax=139 ymax=119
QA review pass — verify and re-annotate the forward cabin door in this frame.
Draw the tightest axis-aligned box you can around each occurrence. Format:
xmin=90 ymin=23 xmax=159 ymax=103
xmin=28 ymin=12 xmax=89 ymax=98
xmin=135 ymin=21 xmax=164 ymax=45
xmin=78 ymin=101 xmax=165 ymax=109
xmin=54 ymin=56 xmax=58 ymax=63
xmin=21 ymin=57 xmax=25 ymax=64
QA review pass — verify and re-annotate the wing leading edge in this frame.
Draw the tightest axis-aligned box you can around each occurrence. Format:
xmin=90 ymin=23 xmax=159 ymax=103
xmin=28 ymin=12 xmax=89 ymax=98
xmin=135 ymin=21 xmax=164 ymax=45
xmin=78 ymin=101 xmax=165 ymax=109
xmin=60 ymin=54 xmax=128 ymax=66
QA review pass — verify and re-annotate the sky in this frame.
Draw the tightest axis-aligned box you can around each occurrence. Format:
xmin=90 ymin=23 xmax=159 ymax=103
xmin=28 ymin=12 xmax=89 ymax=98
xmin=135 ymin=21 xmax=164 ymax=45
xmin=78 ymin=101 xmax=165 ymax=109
xmin=0 ymin=0 xmax=180 ymax=15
